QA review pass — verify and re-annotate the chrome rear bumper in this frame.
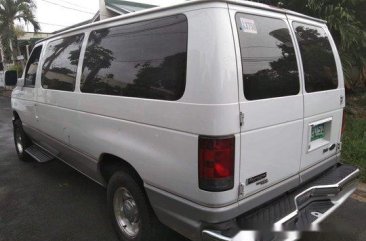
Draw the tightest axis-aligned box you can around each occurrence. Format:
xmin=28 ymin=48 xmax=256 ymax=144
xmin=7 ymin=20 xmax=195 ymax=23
xmin=202 ymin=164 xmax=359 ymax=241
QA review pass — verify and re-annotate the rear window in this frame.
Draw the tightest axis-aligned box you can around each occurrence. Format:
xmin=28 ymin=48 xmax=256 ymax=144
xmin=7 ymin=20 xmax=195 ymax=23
xmin=236 ymin=13 xmax=300 ymax=101
xmin=41 ymin=34 xmax=84 ymax=91
xmin=80 ymin=15 xmax=188 ymax=101
xmin=293 ymin=23 xmax=338 ymax=93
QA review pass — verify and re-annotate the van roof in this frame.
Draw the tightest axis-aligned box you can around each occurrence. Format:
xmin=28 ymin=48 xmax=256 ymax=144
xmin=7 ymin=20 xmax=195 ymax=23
xmin=38 ymin=0 xmax=326 ymax=43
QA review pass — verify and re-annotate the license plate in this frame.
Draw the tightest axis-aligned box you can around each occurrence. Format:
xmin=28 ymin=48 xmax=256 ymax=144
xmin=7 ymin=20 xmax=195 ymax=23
xmin=311 ymin=124 xmax=325 ymax=141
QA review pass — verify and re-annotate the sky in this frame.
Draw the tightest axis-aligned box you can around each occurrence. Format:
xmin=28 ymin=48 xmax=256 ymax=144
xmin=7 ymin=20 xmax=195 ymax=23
xmin=29 ymin=0 xmax=186 ymax=33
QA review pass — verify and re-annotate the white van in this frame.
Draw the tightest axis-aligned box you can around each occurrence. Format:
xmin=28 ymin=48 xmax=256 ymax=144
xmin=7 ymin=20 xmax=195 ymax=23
xmin=7 ymin=1 xmax=359 ymax=241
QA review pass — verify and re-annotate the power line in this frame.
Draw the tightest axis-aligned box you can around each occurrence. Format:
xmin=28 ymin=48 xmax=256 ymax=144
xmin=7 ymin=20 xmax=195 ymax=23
xmin=38 ymin=21 xmax=68 ymax=27
xmin=38 ymin=0 xmax=95 ymax=15
xmin=57 ymin=0 xmax=96 ymax=12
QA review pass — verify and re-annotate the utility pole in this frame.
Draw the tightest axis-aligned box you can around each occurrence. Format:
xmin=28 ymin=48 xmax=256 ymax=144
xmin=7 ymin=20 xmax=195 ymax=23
xmin=99 ymin=0 xmax=115 ymax=20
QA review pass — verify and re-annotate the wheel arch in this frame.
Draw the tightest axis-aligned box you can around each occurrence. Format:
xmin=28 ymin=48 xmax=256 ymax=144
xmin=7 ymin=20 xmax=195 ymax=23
xmin=98 ymin=153 xmax=144 ymax=188
xmin=13 ymin=111 xmax=20 ymax=121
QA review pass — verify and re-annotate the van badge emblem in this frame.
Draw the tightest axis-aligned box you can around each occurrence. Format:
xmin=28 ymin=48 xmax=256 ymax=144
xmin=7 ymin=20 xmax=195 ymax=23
xmin=246 ymin=172 xmax=267 ymax=185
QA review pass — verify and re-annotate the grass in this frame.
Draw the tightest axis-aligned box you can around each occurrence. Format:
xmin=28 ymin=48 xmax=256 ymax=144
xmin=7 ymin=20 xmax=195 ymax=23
xmin=342 ymin=91 xmax=366 ymax=182
xmin=342 ymin=116 xmax=366 ymax=182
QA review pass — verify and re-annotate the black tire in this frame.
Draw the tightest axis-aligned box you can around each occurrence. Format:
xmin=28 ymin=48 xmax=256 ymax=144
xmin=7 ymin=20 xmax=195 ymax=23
xmin=13 ymin=119 xmax=32 ymax=162
xmin=107 ymin=170 xmax=165 ymax=241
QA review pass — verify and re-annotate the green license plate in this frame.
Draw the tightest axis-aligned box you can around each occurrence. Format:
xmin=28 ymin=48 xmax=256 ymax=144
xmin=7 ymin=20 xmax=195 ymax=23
xmin=311 ymin=124 xmax=325 ymax=141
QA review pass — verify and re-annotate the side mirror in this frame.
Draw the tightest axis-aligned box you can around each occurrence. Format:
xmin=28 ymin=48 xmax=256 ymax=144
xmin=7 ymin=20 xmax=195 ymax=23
xmin=5 ymin=70 xmax=17 ymax=86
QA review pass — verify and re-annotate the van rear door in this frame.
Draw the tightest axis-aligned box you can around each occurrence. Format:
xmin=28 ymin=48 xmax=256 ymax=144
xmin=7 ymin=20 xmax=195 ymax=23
xmin=288 ymin=17 xmax=345 ymax=172
xmin=229 ymin=5 xmax=304 ymax=198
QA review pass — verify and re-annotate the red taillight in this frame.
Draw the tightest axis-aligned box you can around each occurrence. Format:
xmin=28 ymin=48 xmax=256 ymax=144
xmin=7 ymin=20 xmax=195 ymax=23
xmin=341 ymin=110 xmax=346 ymax=137
xmin=199 ymin=136 xmax=235 ymax=192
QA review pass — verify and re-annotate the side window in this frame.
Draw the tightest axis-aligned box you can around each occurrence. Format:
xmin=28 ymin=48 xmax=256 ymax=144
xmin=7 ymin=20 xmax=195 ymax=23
xmin=41 ymin=34 xmax=84 ymax=91
xmin=24 ymin=46 xmax=43 ymax=87
xmin=80 ymin=14 xmax=188 ymax=101
xmin=236 ymin=14 xmax=300 ymax=101
xmin=293 ymin=23 xmax=338 ymax=93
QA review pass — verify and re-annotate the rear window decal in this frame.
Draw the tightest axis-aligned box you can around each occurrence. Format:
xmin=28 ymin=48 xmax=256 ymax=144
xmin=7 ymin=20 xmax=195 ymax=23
xmin=240 ymin=18 xmax=258 ymax=34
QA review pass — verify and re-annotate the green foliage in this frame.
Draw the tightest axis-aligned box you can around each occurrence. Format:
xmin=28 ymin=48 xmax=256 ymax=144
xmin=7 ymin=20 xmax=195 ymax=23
xmin=0 ymin=0 xmax=40 ymax=64
xmin=342 ymin=91 xmax=366 ymax=182
xmin=8 ymin=63 xmax=23 ymax=76
xmin=250 ymin=0 xmax=366 ymax=91
xmin=307 ymin=0 xmax=366 ymax=88
xmin=14 ymin=24 xmax=25 ymax=38
xmin=342 ymin=116 xmax=366 ymax=182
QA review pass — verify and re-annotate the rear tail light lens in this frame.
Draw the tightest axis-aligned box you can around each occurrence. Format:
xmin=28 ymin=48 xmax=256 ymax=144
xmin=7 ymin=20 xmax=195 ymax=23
xmin=199 ymin=136 xmax=235 ymax=192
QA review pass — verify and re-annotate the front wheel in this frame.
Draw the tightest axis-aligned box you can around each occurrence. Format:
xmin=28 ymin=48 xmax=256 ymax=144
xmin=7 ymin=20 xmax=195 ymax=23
xmin=13 ymin=120 xmax=32 ymax=162
xmin=107 ymin=171 xmax=164 ymax=241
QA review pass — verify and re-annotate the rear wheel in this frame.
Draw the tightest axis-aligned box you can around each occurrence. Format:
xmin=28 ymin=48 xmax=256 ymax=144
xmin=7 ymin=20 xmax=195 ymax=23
xmin=13 ymin=120 xmax=32 ymax=162
xmin=107 ymin=170 xmax=164 ymax=241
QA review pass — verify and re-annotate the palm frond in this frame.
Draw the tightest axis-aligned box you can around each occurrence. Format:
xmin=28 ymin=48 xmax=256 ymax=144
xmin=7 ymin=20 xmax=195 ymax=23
xmin=0 ymin=0 xmax=40 ymax=62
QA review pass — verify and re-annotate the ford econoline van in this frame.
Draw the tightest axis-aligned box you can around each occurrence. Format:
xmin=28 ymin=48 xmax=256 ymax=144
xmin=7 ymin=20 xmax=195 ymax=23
xmin=6 ymin=1 xmax=359 ymax=241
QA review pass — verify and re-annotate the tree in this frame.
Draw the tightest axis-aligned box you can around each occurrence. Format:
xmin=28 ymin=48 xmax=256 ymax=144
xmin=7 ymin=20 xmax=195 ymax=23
xmin=14 ymin=24 xmax=25 ymax=39
xmin=249 ymin=0 xmax=366 ymax=91
xmin=0 ymin=0 xmax=40 ymax=64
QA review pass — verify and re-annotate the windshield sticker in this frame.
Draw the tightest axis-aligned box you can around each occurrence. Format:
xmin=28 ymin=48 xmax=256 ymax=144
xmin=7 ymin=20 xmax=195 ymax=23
xmin=240 ymin=18 xmax=258 ymax=34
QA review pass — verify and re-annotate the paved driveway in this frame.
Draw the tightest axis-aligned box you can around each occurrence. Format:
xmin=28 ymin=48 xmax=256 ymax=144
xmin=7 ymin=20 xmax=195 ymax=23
xmin=0 ymin=95 xmax=365 ymax=241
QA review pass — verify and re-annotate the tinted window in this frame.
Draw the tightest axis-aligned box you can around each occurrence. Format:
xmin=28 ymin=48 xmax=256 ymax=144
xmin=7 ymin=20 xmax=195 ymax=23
xmin=293 ymin=23 xmax=338 ymax=93
xmin=80 ymin=15 xmax=188 ymax=101
xmin=24 ymin=45 xmax=43 ymax=87
xmin=41 ymin=34 xmax=84 ymax=91
xmin=236 ymin=14 xmax=300 ymax=101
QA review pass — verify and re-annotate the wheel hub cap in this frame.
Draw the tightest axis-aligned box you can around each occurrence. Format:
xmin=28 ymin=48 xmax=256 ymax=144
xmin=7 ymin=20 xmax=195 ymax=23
xmin=113 ymin=187 xmax=140 ymax=238
xmin=15 ymin=130 xmax=23 ymax=154
xmin=123 ymin=199 xmax=138 ymax=223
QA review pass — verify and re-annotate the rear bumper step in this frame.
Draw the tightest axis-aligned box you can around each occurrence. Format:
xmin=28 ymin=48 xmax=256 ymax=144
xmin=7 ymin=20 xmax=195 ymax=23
xmin=202 ymin=163 xmax=359 ymax=241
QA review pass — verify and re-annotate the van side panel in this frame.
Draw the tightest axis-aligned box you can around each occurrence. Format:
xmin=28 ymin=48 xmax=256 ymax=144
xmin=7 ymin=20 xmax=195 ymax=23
xmin=65 ymin=6 xmax=238 ymax=207
xmin=11 ymin=4 xmax=239 ymax=207
xmin=11 ymin=44 xmax=45 ymax=139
